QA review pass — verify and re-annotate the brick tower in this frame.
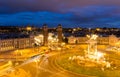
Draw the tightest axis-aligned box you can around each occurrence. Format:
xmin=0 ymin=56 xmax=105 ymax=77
xmin=57 ymin=24 xmax=63 ymax=43
xmin=42 ymin=24 xmax=48 ymax=46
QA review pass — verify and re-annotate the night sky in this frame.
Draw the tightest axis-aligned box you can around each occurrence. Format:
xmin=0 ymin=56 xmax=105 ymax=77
xmin=0 ymin=0 xmax=120 ymax=28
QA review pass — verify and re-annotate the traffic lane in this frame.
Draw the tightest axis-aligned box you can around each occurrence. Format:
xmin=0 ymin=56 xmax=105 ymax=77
xmin=35 ymin=52 xmax=87 ymax=77
xmin=19 ymin=52 xmax=65 ymax=77
xmin=16 ymin=51 xmax=90 ymax=77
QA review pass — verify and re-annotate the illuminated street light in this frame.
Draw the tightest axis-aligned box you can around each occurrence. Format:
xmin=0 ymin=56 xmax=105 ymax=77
xmin=34 ymin=59 xmax=39 ymax=77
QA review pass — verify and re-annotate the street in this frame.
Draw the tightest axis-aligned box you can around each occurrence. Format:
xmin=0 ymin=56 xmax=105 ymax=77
xmin=0 ymin=45 xmax=102 ymax=77
xmin=15 ymin=51 xmax=89 ymax=77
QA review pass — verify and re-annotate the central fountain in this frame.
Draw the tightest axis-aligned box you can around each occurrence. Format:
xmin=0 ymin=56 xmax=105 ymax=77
xmin=85 ymin=35 xmax=110 ymax=68
xmin=69 ymin=34 xmax=111 ymax=70
xmin=87 ymin=34 xmax=98 ymax=54
xmin=86 ymin=35 xmax=104 ymax=61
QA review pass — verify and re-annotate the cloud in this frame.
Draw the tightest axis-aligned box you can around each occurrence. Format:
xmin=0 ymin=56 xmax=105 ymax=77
xmin=0 ymin=9 xmax=120 ymax=28
xmin=0 ymin=0 xmax=120 ymax=13
xmin=0 ymin=0 xmax=120 ymax=27
xmin=0 ymin=11 xmax=75 ymax=27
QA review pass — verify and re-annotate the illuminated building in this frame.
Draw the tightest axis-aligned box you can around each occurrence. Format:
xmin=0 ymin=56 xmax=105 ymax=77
xmin=109 ymin=34 xmax=119 ymax=46
xmin=68 ymin=36 xmax=77 ymax=44
xmin=0 ymin=35 xmax=34 ymax=52
xmin=97 ymin=37 xmax=109 ymax=45
xmin=0 ymin=39 xmax=15 ymax=52
xmin=77 ymin=37 xmax=88 ymax=44
xmin=67 ymin=35 xmax=117 ymax=45
xmin=26 ymin=26 xmax=32 ymax=31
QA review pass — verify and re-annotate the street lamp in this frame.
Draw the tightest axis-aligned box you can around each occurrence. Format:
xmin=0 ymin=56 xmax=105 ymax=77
xmin=15 ymin=50 xmax=18 ymax=66
xmin=34 ymin=59 xmax=40 ymax=77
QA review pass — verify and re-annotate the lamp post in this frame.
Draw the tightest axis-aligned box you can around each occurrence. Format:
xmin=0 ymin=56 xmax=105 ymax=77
xmin=15 ymin=50 xmax=19 ymax=66
xmin=34 ymin=59 xmax=39 ymax=77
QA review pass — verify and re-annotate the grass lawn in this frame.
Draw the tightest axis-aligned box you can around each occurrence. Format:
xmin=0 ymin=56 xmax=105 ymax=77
xmin=57 ymin=48 xmax=120 ymax=77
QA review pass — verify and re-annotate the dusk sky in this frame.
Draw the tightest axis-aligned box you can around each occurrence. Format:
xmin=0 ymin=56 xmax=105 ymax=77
xmin=0 ymin=0 xmax=120 ymax=28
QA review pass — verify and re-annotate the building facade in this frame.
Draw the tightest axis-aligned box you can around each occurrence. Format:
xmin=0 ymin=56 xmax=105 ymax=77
xmin=67 ymin=35 xmax=117 ymax=45
xmin=0 ymin=36 xmax=34 ymax=52
xmin=68 ymin=36 xmax=77 ymax=44
xmin=109 ymin=35 xmax=119 ymax=46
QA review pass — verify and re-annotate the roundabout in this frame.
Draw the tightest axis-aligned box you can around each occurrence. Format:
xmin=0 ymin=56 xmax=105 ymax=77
xmin=54 ymin=35 xmax=120 ymax=77
xmin=55 ymin=46 xmax=120 ymax=77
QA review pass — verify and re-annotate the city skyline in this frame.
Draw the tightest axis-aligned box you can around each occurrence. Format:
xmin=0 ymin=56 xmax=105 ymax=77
xmin=0 ymin=0 xmax=120 ymax=28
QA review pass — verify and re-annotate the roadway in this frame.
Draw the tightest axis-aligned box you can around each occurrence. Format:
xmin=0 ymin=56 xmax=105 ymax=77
xmin=16 ymin=51 xmax=92 ymax=77
xmin=0 ymin=45 xmax=95 ymax=77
